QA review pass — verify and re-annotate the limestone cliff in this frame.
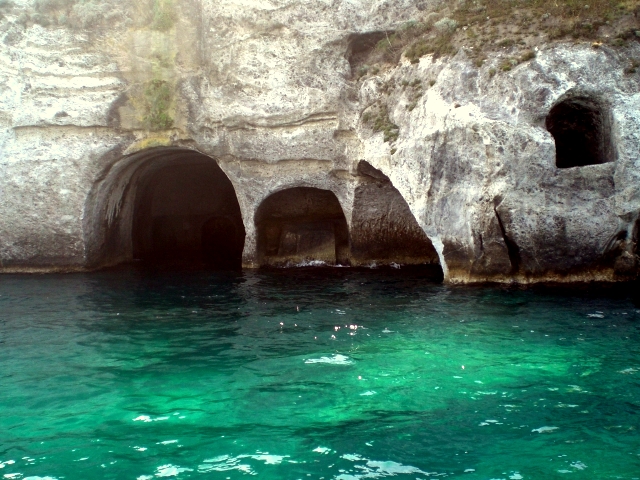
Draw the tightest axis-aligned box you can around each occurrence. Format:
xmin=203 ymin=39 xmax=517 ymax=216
xmin=0 ymin=0 xmax=639 ymax=283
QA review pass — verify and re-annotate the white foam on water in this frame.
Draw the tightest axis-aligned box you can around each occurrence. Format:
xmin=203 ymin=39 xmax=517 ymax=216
xmin=342 ymin=454 xmax=364 ymax=461
xmin=137 ymin=476 xmax=153 ymax=480
xmin=313 ymin=447 xmax=331 ymax=454
xmin=134 ymin=446 xmax=147 ymax=452
xmin=532 ymin=426 xmax=558 ymax=433
xmin=509 ymin=473 xmax=523 ymax=479
xmin=202 ymin=456 xmax=229 ymax=463
xmin=360 ymin=391 xmax=376 ymax=396
xmin=155 ymin=464 xmax=193 ymax=477
xmin=570 ymin=461 xmax=587 ymax=470
xmin=199 ymin=453 xmax=287 ymax=474
xmin=619 ymin=368 xmax=638 ymax=374
xmin=305 ymin=355 xmax=353 ymax=365
xmin=4 ymin=474 xmax=22 ymax=479
xmin=248 ymin=454 xmax=288 ymax=465
xmin=588 ymin=313 xmax=604 ymax=318
xmin=134 ymin=415 xmax=170 ymax=423
xmin=381 ymin=328 xmax=393 ymax=333
xmin=157 ymin=440 xmax=178 ymax=445
xmin=292 ymin=260 xmax=328 ymax=267
xmin=23 ymin=477 xmax=58 ymax=480
xmin=464 ymin=468 xmax=476 ymax=472
xmin=568 ymin=385 xmax=589 ymax=393
xmin=334 ymin=455 xmax=435 ymax=479
xmin=0 ymin=461 xmax=15 ymax=469
xmin=479 ymin=420 xmax=502 ymax=426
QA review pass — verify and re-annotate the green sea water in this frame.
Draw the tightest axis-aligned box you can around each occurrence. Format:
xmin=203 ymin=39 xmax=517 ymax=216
xmin=0 ymin=268 xmax=639 ymax=480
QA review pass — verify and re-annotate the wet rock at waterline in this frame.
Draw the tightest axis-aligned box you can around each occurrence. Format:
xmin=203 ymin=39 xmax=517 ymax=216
xmin=0 ymin=0 xmax=639 ymax=283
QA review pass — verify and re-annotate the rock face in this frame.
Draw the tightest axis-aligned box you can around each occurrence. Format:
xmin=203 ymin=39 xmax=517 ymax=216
xmin=0 ymin=0 xmax=639 ymax=283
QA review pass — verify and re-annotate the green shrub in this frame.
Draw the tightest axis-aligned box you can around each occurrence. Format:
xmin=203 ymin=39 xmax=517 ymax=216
xmin=143 ymin=79 xmax=174 ymax=131
xmin=520 ymin=50 xmax=536 ymax=62
xmin=500 ymin=60 xmax=514 ymax=71
xmin=363 ymin=105 xmax=400 ymax=143
xmin=404 ymin=31 xmax=455 ymax=63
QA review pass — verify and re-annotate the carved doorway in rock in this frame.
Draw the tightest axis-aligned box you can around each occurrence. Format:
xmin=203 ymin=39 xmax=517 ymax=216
xmin=256 ymin=187 xmax=349 ymax=267
xmin=132 ymin=158 xmax=245 ymax=268
xmin=546 ymin=96 xmax=613 ymax=169
xmin=351 ymin=161 xmax=441 ymax=271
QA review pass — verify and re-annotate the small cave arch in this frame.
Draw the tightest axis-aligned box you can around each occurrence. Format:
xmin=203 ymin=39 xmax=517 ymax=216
xmin=351 ymin=161 xmax=442 ymax=276
xmin=546 ymin=96 xmax=613 ymax=169
xmin=255 ymin=187 xmax=349 ymax=267
xmin=346 ymin=31 xmax=390 ymax=77
xmin=84 ymin=148 xmax=245 ymax=270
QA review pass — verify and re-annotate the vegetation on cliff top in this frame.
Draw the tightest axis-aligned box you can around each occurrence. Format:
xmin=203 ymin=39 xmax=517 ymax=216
xmin=359 ymin=0 xmax=640 ymax=71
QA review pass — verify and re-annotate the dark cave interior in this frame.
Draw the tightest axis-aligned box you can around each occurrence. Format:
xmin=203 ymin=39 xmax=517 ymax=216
xmin=132 ymin=157 xmax=245 ymax=269
xmin=546 ymin=96 xmax=612 ymax=169
xmin=255 ymin=187 xmax=350 ymax=266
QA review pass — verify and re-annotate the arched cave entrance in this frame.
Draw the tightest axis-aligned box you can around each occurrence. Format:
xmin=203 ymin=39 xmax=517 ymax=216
xmin=546 ymin=96 xmax=613 ymax=169
xmin=255 ymin=187 xmax=349 ymax=267
xmin=351 ymin=161 xmax=442 ymax=272
xmin=133 ymin=158 xmax=245 ymax=268
xmin=85 ymin=148 xmax=245 ymax=270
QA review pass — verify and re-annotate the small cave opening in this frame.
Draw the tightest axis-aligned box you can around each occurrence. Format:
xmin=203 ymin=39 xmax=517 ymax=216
xmin=546 ymin=96 xmax=613 ymax=169
xmin=255 ymin=187 xmax=349 ymax=267
xmin=346 ymin=31 xmax=390 ymax=76
xmin=131 ymin=153 xmax=245 ymax=269
xmin=351 ymin=161 xmax=442 ymax=277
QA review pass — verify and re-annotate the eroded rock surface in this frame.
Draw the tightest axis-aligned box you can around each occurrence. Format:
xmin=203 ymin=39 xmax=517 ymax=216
xmin=0 ymin=0 xmax=639 ymax=282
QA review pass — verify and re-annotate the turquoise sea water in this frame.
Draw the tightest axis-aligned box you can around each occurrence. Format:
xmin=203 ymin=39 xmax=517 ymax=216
xmin=0 ymin=268 xmax=639 ymax=480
